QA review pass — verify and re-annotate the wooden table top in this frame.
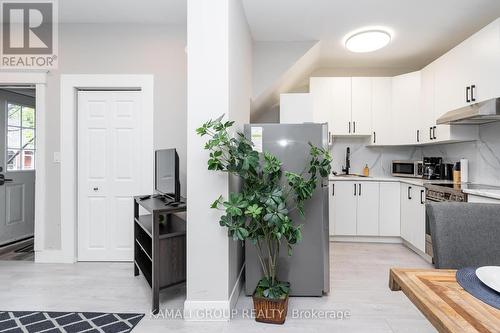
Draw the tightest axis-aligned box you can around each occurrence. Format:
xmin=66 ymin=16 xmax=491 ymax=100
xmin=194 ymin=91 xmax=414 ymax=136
xmin=389 ymin=268 xmax=500 ymax=333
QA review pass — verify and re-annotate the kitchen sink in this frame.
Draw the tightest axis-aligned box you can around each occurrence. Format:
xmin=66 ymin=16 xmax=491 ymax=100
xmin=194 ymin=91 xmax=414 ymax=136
xmin=332 ymin=174 xmax=370 ymax=178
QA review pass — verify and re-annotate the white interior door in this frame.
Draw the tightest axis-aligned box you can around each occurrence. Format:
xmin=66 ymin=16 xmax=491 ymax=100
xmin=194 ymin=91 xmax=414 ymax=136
xmin=78 ymin=91 xmax=142 ymax=261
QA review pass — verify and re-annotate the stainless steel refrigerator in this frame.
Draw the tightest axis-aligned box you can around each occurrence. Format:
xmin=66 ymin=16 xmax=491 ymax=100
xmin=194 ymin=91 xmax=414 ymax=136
xmin=244 ymin=123 xmax=330 ymax=296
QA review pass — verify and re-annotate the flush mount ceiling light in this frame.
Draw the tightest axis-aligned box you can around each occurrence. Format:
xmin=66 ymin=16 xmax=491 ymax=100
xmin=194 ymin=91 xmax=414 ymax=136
xmin=345 ymin=30 xmax=391 ymax=53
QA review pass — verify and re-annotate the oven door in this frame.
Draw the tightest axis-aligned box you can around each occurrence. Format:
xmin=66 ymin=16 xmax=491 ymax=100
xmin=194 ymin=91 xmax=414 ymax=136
xmin=425 ymin=196 xmax=444 ymax=258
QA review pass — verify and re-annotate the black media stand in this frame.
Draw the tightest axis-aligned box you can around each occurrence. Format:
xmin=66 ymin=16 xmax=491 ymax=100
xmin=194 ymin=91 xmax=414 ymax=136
xmin=133 ymin=195 xmax=187 ymax=314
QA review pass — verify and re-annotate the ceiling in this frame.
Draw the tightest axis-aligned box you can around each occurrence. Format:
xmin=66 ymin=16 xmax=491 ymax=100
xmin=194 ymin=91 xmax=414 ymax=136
xmin=242 ymin=0 xmax=500 ymax=69
xmin=59 ymin=0 xmax=186 ymax=24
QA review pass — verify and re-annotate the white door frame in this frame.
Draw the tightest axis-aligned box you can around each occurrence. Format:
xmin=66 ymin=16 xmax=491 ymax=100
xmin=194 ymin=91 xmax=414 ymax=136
xmin=61 ymin=75 xmax=154 ymax=263
xmin=0 ymin=71 xmax=47 ymax=259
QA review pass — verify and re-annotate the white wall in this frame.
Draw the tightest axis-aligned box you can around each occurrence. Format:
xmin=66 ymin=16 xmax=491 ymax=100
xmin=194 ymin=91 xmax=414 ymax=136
xmin=253 ymin=41 xmax=316 ymax=98
xmin=228 ymin=0 xmax=252 ymax=298
xmin=186 ymin=0 xmax=252 ymax=318
xmin=42 ymin=23 xmax=186 ymax=249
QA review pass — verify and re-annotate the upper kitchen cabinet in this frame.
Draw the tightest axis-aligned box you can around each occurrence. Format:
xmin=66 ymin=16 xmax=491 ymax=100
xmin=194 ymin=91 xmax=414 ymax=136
xmin=310 ymin=77 xmax=372 ymax=137
xmin=434 ymin=18 xmax=500 ymax=117
xmin=419 ymin=64 xmax=435 ymax=144
xmin=420 ymin=63 xmax=478 ymax=144
xmin=466 ymin=18 xmax=500 ymax=104
xmin=310 ymin=77 xmax=335 ymax=141
xmin=351 ymin=77 xmax=373 ymax=136
xmin=370 ymin=77 xmax=392 ymax=145
xmin=279 ymin=93 xmax=314 ymax=124
xmin=329 ymin=77 xmax=352 ymax=136
xmin=391 ymin=71 xmax=421 ymax=145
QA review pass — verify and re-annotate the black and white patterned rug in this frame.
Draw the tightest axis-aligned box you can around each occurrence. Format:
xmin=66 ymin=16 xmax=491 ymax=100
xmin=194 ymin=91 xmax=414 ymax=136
xmin=0 ymin=311 xmax=144 ymax=333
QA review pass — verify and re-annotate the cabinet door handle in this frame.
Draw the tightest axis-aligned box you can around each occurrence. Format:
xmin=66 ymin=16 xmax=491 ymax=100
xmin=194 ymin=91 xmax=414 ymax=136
xmin=429 ymin=127 xmax=433 ymax=140
xmin=348 ymin=122 xmax=351 ymax=134
xmin=433 ymin=126 xmax=437 ymax=140
xmin=466 ymin=86 xmax=471 ymax=103
xmin=353 ymin=121 xmax=356 ymax=133
xmin=373 ymin=131 xmax=376 ymax=144
xmin=408 ymin=186 xmax=412 ymax=200
xmin=471 ymin=85 xmax=476 ymax=102
xmin=358 ymin=183 xmax=361 ymax=196
xmin=354 ymin=183 xmax=357 ymax=196
xmin=417 ymin=129 xmax=420 ymax=143
xmin=332 ymin=184 xmax=335 ymax=196
xmin=420 ymin=189 xmax=425 ymax=204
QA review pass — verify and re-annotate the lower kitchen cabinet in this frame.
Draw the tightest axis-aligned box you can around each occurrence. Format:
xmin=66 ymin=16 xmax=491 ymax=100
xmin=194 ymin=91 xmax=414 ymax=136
xmin=356 ymin=182 xmax=380 ymax=235
xmin=331 ymin=181 xmax=358 ymax=235
xmin=379 ymin=182 xmax=401 ymax=236
xmin=400 ymin=183 xmax=426 ymax=252
xmin=330 ymin=181 xmax=380 ymax=236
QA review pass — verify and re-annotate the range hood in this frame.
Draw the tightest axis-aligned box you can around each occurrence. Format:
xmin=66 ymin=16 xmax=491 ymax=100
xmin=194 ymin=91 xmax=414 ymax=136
xmin=437 ymin=98 xmax=500 ymax=125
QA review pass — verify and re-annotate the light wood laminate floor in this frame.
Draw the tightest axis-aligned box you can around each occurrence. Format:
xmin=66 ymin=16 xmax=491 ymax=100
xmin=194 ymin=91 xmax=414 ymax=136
xmin=0 ymin=242 xmax=435 ymax=332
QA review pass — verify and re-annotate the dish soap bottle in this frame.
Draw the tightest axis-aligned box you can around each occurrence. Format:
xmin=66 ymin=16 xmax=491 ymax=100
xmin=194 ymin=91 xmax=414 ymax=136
xmin=363 ymin=164 xmax=369 ymax=177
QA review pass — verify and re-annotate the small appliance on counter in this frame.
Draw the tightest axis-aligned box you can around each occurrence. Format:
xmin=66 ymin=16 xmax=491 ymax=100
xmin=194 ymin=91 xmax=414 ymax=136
xmin=423 ymin=157 xmax=443 ymax=180
xmin=391 ymin=160 xmax=423 ymax=178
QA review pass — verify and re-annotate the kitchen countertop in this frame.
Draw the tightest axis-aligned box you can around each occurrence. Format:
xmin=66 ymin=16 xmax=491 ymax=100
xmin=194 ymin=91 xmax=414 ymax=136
xmin=329 ymin=175 xmax=500 ymax=200
xmin=328 ymin=175 xmax=455 ymax=187
xmin=462 ymin=188 xmax=500 ymax=200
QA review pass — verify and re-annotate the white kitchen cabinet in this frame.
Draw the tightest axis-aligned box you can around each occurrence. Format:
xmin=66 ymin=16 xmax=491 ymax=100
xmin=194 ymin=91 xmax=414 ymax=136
xmin=310 ymin=77 xmax=334 ymax=143
xmin=419 ymin=65 xmax=436 ymax=144
xmin=379 ymin=182 xmax=401 ymax=236
xmin=469 ymin=18 xmax=500 ymax=104
xmin=310 ymin=77 xmax=333 ymax=124
xmin=310 ymin=77 xmax=373 ymax=137
xmin=330 ymin=181 xmax=380 ymax=236
xmin=421 ymin=59 xmax=478 ymax=144
xmin=391 ymin=71 xmax=421 ymax=145
xmin=434 ymin=18 xmax=500 ymax=118
xmin=400 ymin=183 xmax=426 ymax=252
xmin=370 ymin=77 xmax=392 ymax=145
xmin=330 ymin=77 xmax=352 ymax=135
xmin=331 ymin=181 xmax=357 ymax=235
xmin=279 ymin=93 xmax=313 ymax=124
xmin=356 ymin=182 xmax=380 ymax=236
xmin=351 ymin=77 xmax=372 ymax=136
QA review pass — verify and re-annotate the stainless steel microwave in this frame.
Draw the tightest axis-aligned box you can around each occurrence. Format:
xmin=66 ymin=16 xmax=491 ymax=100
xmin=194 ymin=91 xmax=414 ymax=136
xmin=391 ymin=160 xmax=423 ymax=178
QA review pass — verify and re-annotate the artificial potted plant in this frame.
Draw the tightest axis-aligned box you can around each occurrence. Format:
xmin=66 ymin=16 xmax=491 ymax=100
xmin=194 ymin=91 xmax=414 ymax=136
xmin=196 ymin=116 xmax=332 ymax=324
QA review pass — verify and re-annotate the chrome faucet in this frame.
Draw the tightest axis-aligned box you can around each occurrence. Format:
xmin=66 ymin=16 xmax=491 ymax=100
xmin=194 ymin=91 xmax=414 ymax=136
xmin=342 ymin=147 xmax=351 ymax=175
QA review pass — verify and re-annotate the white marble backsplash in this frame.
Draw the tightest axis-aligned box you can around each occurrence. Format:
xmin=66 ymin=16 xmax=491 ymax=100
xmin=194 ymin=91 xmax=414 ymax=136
xmin=331 ymin=122 xmax=500 ymax=186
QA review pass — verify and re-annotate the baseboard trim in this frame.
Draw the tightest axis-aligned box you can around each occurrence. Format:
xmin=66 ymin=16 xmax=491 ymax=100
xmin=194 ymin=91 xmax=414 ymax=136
xmin=331 ymin=236 xmax=403 ymax=244
xmin=35 ymin=250 xmax=76 ymax=263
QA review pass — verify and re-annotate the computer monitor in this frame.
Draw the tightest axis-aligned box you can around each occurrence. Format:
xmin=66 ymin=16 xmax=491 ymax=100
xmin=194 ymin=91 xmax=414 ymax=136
xmin=155 ymin=149 xmax=180 ymax=202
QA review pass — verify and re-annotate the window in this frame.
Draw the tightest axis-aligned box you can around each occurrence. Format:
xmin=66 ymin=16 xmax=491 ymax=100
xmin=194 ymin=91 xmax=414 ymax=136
xmin=7 ymin=103 xmax=35 ymax=171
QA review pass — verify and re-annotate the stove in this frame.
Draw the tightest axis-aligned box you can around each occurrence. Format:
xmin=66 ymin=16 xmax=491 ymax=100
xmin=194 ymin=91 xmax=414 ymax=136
xmin=425 ymin=183 xmax=467 ymax=202
xmin=424 ymin=183 xmax=468 ymax=259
